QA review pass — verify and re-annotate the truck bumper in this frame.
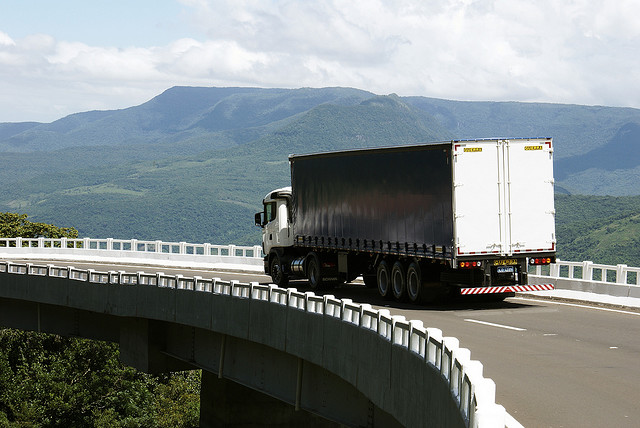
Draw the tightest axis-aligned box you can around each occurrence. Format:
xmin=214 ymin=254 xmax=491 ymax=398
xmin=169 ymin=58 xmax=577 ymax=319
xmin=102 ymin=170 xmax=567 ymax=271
xmin=460 ymin=284 xmax=555 ymax=295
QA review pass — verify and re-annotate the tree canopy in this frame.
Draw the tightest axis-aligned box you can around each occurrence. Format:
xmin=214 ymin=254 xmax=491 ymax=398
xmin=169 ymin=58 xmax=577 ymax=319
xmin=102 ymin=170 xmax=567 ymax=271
xmin=0 ymin=212 xmax=78 ymax=239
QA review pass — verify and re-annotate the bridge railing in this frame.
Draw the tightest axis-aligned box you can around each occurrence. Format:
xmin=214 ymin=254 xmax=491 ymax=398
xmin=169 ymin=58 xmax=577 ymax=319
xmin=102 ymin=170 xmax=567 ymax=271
xmin=529 ymin=259 xmax=640 ymax=300
xmin=4 ymin=237 xmax=640 ymax=283
xmin=4 ymin=236 xmax=640 ymax=303
xmin=0 ymin=237 xmax=263 ymax=258
xmin=0 ymin=259 xmax=507 ymax=428
xmin=531 ymin=260 xmax=640 ymax=285
xmin=0 ymin=237 xmax=264 ymax=270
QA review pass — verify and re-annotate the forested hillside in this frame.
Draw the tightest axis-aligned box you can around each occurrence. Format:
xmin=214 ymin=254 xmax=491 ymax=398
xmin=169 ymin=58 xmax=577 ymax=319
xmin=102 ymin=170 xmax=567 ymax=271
xmin=1 ymin=86 xmax=639 ymax=265
xmin=0 ymin=93 xmax=451 ymax=245
xmin=555 ymin=195 xmax=640 ymax=266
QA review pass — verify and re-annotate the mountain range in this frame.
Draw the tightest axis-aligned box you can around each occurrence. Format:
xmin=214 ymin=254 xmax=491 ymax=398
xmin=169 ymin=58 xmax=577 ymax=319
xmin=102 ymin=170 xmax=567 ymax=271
xmin=1 ymin=86 xmax=639 ymax=264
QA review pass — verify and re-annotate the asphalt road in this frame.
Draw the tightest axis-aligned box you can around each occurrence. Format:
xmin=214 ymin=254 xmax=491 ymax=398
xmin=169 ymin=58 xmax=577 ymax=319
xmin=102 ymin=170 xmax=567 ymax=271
xmin=8 ymin=260 xmax=640 ymax=427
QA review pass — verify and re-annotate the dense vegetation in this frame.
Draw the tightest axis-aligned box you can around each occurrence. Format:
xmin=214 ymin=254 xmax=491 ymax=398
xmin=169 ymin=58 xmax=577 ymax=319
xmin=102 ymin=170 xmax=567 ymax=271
xmin=0 ymin=331 xmax=200 ymax=427
xmin=0 ymin=213 xmax=78 ymax=240
xmin=555 ymin=195 xmax=640 ymax=266
xmin=0 ymin=214 xmax=200 ymax=427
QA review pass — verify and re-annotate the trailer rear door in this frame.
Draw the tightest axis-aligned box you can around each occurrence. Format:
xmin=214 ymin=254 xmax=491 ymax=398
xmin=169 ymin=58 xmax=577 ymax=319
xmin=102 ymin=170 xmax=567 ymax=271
xmin=505 ymin=139 xmax=556 ymax=255
xmin=453 ymin=138 xmax=555 ymax=258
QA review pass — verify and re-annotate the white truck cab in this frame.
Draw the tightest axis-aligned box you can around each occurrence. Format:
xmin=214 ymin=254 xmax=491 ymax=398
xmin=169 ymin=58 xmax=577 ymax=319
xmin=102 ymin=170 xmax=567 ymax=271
xmin=255 ymin=186 xmax=293 ymax=254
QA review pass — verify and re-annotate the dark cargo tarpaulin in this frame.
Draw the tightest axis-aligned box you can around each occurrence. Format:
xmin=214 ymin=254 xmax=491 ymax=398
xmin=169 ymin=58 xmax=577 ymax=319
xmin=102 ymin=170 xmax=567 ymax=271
xmin=290 ymin=143 xmax=454 ymax=259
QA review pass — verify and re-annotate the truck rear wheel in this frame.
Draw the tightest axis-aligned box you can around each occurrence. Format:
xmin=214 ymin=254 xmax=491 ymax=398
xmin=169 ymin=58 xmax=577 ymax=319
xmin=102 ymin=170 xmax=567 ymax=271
xmin=269 ymin=252 xmax=289 ymax=287
xmin=392 ymin=260 xmax=407 ymax=301
xmin=408 ymin=262 xmax=442 ymax=304
xmin=376 ymin=260 xmax=392 ymax=299
xmin=406 ymin=262 xmax=422 ymax=303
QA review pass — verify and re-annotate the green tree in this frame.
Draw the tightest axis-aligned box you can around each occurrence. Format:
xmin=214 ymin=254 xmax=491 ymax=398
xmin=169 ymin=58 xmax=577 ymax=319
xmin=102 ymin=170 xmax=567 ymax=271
xmin=0 ymin=213 xmax=78 ymax=239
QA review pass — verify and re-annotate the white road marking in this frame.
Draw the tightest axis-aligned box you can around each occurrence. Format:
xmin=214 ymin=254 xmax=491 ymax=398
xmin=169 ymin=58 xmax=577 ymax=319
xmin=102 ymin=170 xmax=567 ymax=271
xmin=464 ymin=319 xmax=526 ymax=331
xmin=514 ymin=296 xmax=640 ymax=316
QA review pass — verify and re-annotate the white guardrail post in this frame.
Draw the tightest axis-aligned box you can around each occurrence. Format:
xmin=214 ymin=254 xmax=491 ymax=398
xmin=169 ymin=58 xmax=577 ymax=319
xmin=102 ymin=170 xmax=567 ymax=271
xmin=549 ymin=261 xmax=559 ymax=277
xmin=616 ymin=264 xmax=628 ymax=284
xmin=583 ymin=261 xmax=593 ymax=281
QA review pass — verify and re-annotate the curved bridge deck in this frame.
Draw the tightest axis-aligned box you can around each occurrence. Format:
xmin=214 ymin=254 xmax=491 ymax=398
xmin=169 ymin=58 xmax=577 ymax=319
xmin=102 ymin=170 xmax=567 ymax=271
xmin=0 ymin=261 xmax=505 ymax=427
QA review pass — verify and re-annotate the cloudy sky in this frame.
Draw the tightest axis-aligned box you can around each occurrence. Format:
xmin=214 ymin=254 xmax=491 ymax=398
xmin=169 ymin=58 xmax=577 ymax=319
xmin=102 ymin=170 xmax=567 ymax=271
xmin=1 ymin=0 xmax=639 ymax=123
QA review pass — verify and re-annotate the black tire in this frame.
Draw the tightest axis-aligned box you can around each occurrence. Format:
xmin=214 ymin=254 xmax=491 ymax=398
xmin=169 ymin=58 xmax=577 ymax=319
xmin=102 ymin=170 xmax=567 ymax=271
xmin=391 ymin=260 xmax=407 ymax=301
xmin=306 ymin=253 xmax=323 ymax=290
xmin=269 ymin=252 xmax=288 ymax=287
xmin=377 ymin=260 xmax=392 ymax=299
xmin=407 ymin=262 xmax=445 ymax=304
xmin=406 ymin=261 xmax=422 ymax=303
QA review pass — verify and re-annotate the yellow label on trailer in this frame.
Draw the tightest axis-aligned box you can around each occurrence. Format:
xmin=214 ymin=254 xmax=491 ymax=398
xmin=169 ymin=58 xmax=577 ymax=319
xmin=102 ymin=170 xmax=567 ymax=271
xmin=463 ymin=147 xmax=482 ymax=152
xmin=524 ymin=145 xmax=543 ymax=151
xmin=494 ymin=259 xmax=518 ymax=266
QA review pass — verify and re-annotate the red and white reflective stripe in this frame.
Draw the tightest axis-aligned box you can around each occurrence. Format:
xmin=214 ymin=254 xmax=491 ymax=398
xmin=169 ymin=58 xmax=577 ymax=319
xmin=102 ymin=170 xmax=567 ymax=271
xmin=511 ymin=284 xmax=555 ymax=292
xmin=460 ymin=284 xmax=555 ymax=295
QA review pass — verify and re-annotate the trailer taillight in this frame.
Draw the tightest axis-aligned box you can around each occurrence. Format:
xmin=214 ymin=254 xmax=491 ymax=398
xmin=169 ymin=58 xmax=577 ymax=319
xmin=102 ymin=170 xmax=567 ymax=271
xmin=529 ymin=258 xmax=553 ymax=265
xmin=459 ymin=261 xmax=482 ymax=269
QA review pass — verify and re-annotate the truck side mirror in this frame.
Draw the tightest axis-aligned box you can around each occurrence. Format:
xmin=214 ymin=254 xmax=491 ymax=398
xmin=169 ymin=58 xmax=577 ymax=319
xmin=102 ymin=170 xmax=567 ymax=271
xmin=255 ymin=212 xmax=263 ymax=227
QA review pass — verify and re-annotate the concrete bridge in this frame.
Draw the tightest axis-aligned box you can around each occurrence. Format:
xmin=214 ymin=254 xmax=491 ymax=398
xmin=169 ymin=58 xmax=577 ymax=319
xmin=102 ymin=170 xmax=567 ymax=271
xmin=0 ymin=237 xmax=506 ymax=428
xmin=2 ymin=237 xmax=639 ymax=427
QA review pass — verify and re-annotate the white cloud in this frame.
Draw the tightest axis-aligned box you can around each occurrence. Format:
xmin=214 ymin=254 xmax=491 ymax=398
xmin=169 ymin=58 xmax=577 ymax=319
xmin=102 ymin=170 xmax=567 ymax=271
xmin=1 ymin=0 xmax=639 ymax=122
xmin=159 ymin=38 xmax=272 ymax=78
xmin=163 ymin=0 xmax=640 ymax=107
xmin=47 ymin=42 xmax=161 ymax=80
xmin=0 ymin=31 xmax=15 ymax=47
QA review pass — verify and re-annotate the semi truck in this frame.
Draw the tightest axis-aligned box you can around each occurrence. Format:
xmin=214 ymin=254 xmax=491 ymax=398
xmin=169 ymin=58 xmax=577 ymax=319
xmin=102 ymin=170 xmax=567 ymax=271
xmin=255 ymin=138 xmax=556 ymax=303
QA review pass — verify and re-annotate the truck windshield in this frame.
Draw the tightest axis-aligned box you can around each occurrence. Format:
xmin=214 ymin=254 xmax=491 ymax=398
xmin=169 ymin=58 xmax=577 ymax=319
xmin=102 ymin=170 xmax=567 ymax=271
xmin=264 ymin=202 xmax=277 ymax=223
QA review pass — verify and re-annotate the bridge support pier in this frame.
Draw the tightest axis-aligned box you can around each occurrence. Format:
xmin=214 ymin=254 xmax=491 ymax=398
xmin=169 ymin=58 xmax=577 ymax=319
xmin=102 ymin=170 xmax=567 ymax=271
xmin=200 ymin=371 xmax=339 ymax=428
xmin=119 ymin=318 xmax=195 ymax=374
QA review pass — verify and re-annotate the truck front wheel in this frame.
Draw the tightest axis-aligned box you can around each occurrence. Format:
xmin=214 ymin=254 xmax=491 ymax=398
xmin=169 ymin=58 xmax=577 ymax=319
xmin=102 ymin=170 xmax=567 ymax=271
xmin=269 ymin=253 xmax=289 ymax=287
xmin=307 ymin=253 xmax=323 ymax=290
